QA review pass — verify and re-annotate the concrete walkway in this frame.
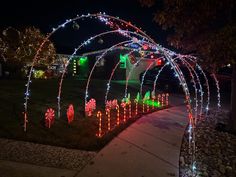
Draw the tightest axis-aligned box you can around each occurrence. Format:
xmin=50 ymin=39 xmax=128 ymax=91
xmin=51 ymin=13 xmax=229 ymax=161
xmin=76 ymin=105 xmax=188 ymax=177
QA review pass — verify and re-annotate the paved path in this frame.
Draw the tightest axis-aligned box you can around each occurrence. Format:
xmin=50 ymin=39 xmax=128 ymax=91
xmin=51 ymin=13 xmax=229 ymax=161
xmin=76 ymin=105 xmax=188 ymax=177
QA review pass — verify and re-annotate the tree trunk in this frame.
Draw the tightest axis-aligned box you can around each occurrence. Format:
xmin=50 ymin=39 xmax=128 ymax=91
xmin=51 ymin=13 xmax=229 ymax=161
xmin=230 ymin=64 xmax=236 ymax=133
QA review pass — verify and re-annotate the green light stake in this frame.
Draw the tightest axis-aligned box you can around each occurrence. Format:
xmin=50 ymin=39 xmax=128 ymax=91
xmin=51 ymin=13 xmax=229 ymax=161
xmin=120 ymin=54 xmax=129 ymax=69
xmin=79 ymin=56 xmax=88 ymax=66
xmin=144 ymin=100 xmax=161 ymax=107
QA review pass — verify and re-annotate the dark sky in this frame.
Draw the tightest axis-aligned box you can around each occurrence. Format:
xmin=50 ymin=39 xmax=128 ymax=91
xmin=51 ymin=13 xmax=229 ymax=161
xmin=0 ymin=0 xmax=168 ymax=53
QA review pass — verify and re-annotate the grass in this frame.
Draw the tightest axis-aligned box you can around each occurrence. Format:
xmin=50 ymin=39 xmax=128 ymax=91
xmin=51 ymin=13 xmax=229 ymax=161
xmin=0 ymin=78 xmax=163 ymax=151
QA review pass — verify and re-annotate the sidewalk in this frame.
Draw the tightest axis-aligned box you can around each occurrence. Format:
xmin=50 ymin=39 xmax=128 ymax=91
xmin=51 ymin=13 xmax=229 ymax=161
xmin=76 ymin=105 xmax=188 ymax=177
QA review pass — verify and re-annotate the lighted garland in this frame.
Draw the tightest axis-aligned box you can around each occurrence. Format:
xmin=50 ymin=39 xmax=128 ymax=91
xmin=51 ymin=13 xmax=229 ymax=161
xmin=180 ymin=57 xmax=204 ymax=117
xmin=180 ymin=55 xmax=212 ymax=114
xmin=178 ymin=55 xmax=207 ymax=116
xmin=181 ymin=57 xmax=212 ymax=113
xmin=180 ymin=59 xmax=199 ymax=120
xmin=170 ymin=54 xmax=211 ymax=113
xmin=196 ymin=64 xmax=210 ymax=112
xmin=212 ymin=73 xmax=221 ymax=109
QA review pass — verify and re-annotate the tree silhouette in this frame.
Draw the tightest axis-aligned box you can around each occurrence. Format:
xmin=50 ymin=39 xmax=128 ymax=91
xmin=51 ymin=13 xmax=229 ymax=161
xmin=139 ymin=0 xmax=236 ymax=132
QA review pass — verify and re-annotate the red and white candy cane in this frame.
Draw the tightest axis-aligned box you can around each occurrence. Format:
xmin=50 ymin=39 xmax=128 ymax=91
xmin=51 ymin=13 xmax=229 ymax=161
xmin=97 ymin=111 xmax=102 ymax=137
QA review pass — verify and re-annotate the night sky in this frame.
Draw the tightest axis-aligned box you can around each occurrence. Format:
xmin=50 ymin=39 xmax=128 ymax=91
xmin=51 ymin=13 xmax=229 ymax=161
xmin=0 ymin=0 xmax=168 ymax=54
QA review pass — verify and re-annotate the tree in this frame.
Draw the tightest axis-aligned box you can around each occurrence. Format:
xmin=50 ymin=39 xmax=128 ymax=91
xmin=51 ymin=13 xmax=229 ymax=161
xmin=139 ymin=0 xmax=236 ymax=132
xmin=0 ymin=27 xmax=56 ymax=77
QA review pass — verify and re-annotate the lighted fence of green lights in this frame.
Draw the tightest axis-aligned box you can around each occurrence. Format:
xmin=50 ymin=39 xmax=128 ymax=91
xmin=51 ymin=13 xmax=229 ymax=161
xmin=79 ymin=56 xmax=88 ymax=66
xmin=120 ymin=54 xmax=129 ymax=69
xmin=143 ymin=100 xmax=161 ymax=107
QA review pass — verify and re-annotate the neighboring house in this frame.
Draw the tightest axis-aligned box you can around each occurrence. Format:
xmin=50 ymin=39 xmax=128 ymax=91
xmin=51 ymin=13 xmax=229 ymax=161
xmin=54 ymin=46 xmax=160 ymax=82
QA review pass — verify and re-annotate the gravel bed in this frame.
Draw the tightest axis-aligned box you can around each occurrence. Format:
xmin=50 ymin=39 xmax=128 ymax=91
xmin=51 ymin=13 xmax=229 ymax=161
xmin=180 ymin=109 xmax=236 ymax=177
xmin=0 ymin=138 xmax=96 ymax=170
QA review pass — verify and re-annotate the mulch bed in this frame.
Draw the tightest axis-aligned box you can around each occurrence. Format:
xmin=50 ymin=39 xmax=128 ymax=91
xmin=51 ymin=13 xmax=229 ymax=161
xmin=180 ymin=109 xmax=236 ymax=177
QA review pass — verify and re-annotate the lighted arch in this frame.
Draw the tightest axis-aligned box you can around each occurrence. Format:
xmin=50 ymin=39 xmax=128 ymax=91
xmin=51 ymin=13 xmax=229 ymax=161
xmin=23 ymin=13 xmax=213 ymax=172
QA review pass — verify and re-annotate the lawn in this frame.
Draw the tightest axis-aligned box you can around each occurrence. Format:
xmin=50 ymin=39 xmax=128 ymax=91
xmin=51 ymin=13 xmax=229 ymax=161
xmin=0 ymin=78 xmax=157 ymax=151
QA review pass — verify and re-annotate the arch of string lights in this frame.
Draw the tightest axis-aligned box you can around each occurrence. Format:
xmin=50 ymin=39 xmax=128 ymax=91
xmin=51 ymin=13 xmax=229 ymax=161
xmin=22 ymin=12 xmax=221 ymax=175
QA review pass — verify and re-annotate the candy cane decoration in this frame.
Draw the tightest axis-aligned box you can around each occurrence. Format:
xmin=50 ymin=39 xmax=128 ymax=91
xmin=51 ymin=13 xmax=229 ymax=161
xmin=134 ymin=100 xmax=138 ymax=115
xmin=97 ymin=111 xmax=102 ymax=137
xmin=121 ymin=101 xmax=126 ymax=122
xmin=116 ymin=105 xmax=120 ymax=125
xmin=166 ymin=93 xmax=169 ymax=106
xmin=106 ymin=108 xmax=111 ymax=131
xmin=161 ymin=94 xmax=165 ymax=106
xmin=128 ymin=102 xmax=132 ymax=119
xmin=134 ymin=92 xmax=140 ymax=115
